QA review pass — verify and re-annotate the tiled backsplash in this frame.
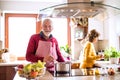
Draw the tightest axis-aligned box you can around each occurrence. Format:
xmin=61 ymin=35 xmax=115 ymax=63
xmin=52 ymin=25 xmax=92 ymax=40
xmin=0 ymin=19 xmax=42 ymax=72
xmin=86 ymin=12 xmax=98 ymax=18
xmin=94 ymin=40 xmax=109 ymax=52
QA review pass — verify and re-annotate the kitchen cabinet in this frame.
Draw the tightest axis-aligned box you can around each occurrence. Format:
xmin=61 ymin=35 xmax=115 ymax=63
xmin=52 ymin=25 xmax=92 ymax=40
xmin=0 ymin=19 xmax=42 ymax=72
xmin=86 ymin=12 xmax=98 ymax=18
xmin=88 ymin=16 xmax=104 ymax=40
xmin=71 ymin=17 xmax=88 ymax=60
xmin=0 ymin=60 xmax=29 ymax=80
xmin=74 ymin=26 xmax=88 ymax=40
xmin=72 ymin=17 xmax=88 ymax=40
xmin=0 ymin=65 xmax=17 ymax=80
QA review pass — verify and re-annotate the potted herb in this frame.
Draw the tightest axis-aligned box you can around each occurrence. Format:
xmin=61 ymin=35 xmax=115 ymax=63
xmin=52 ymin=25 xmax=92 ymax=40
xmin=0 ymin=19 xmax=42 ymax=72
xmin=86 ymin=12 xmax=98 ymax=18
xmin=60 ymin=44 xmax=71 ymax=60
xmin=104 ymin=47 xmax=120 ymax=64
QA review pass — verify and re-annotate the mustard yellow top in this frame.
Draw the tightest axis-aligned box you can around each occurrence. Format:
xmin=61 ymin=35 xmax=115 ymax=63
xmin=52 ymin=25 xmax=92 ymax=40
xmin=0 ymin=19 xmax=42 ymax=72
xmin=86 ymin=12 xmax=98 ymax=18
xmin=80 ymin=41 xmax=100 ymax=68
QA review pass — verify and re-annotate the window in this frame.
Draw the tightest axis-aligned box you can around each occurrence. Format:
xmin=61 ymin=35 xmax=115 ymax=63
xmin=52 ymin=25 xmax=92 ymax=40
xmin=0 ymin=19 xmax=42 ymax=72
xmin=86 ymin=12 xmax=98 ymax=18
xmin=9 ymin=17 xmax=36 ymax=57
xmin=52 ymin=18 xmax=68 ymax=47
xmin=5 ymin=14 xmax=38 ymax=57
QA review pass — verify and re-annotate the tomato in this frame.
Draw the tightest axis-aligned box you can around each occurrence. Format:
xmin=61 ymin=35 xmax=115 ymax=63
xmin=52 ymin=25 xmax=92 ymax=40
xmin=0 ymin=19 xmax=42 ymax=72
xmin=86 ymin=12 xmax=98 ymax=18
xmin=30 ymin=71 xmax=38 ymax=78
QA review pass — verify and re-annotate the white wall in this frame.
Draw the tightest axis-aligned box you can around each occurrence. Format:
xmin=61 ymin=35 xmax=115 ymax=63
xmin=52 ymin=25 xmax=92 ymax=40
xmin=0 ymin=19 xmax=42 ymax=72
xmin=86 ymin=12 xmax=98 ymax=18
xmin=88 ymin=14 xmax=104 ymax=40
xmin=0 ymin=0 xmax=67 ymax=13
xmin=88 ymin=8 xmax=120 ymax=50
xmin=116 ymin=14 xmax=120 ymax=36
xmin=0 ymin=9 xmax=1 ymax=39
xmin=0 ymin=13 xmax=4 ymax=48
xmin=104 ymin=0 xmax=120 ymax=9
xmin=0 ymin=9 xmax=2 ymax=49
xmin=104 ymin=10 xmax=120 ymax=50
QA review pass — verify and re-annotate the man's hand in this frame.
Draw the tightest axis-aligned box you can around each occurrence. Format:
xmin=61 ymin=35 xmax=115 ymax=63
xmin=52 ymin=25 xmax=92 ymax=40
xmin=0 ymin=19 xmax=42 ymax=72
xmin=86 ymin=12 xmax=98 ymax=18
xmin=43 ymin=55 xmax=54 ymax=62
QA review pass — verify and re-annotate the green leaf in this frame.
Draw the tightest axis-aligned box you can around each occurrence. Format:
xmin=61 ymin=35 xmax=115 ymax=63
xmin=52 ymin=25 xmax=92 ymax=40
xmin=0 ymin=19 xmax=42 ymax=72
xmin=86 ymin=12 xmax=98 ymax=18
xmin=60 ymin=44 xmax=71 ymax=54
xmin=104 ymin=46 xmax=120 ymax=58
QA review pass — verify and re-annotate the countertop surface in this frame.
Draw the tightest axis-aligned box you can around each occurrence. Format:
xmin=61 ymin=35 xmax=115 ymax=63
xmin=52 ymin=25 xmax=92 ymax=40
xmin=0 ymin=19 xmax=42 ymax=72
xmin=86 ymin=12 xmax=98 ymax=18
xmin=13 ymin=70 xmax=120 ymax=80
xmin=0 ymin=60 xmax=108 ymax=66
xmin=0 ymin=60 xmax=115 ymax=67
xmin=0 ymin=60 xmax=30 ymax=66
xmin=13 ymin=60 xmax=120 ymax=80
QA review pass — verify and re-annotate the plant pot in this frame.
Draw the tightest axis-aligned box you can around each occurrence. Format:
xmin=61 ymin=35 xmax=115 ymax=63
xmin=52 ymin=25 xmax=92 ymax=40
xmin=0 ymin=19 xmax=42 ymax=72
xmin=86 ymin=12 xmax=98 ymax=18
xmin=109 ymin=58 xmax=119 ymax=64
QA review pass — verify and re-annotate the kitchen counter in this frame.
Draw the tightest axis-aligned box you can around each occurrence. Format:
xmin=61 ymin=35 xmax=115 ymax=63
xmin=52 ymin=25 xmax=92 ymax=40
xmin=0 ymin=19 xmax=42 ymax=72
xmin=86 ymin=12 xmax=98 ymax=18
xmin=13 ymin=70 xmax=120 ymax=80
xmin=2 ymin=60 xmax=120 ymax=80
xmin=0 ymin=60 xmax=30 ymax=80
xmin=0 ymin=60 xmax=30 ymax=66
xmin=13 ymin=60 xmax=120 ymax=80
xmin=0 ymin=60 xmax=109 ymax=66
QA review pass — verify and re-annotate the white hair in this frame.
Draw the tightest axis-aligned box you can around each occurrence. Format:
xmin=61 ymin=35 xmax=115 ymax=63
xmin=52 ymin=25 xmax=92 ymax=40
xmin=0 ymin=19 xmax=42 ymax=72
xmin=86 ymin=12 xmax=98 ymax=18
xmin=42 ymin=18 xmax=53 ymax=27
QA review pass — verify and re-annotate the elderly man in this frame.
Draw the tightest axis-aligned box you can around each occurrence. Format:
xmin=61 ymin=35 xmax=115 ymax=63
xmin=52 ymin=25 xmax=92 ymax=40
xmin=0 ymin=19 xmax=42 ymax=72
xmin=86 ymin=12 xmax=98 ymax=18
xmin=26 ymin=18 xmax=65 ymax=74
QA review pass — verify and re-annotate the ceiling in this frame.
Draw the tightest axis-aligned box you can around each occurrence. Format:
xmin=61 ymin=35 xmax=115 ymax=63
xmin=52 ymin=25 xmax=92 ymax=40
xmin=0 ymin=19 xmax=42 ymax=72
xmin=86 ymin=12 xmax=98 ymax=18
xmin=0 ymin=0 xmax=120 ymax=15
xmin=0 ymin=0 xmax=64 ymax=2
xmin=0 ymin=0 xmax=67 ymax=13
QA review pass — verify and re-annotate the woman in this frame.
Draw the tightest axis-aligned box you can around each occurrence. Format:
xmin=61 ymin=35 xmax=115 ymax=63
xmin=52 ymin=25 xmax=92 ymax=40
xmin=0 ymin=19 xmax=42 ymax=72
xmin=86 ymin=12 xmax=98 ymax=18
xmin=80 ymin=29 xmax=103 ymax=69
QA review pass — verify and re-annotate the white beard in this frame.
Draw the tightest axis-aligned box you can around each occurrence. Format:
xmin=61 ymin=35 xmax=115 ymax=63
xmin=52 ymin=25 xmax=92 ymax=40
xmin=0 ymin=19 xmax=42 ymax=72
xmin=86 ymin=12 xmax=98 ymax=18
xmin=43 ymin=31 xmax=51 ymax=37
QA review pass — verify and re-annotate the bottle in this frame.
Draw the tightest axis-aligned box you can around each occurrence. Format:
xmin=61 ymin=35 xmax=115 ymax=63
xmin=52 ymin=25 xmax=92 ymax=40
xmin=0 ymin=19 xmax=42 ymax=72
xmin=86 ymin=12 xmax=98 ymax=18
xmin=95 ymin=68 xmax=100 ymax=75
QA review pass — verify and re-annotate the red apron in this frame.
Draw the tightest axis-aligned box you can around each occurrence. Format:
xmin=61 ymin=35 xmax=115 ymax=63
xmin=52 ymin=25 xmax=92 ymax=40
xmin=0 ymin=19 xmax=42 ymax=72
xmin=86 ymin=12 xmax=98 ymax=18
xmin=35 ymin=40 xmax=58 ymax=71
